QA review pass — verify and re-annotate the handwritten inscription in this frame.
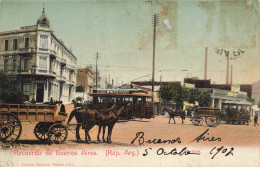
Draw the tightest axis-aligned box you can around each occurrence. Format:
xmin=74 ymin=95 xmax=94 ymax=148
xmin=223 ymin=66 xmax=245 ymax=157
xmin=131 ymin=131 xmax=181 ymax=145
xmin=192 ymin=129 xmax=222 ymax=143
xmin=131 ymin=129 xmax=234 ymax=159
xmin=210 ymin=146 xmax=234 ymax=159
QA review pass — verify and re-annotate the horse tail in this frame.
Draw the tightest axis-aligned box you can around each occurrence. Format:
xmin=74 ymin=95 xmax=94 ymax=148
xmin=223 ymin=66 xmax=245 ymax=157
xmin=67 ymin=109 xmax=77 ymax=124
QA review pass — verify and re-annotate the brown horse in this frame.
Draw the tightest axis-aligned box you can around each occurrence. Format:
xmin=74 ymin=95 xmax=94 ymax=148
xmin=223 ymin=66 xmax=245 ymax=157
xmin=81 ymin=104 xmax=128 ymax=143
xmin=163 ymin=107 xmax=185 ymax=124
xmin=67 ymin=104 xmax=117 ymax=142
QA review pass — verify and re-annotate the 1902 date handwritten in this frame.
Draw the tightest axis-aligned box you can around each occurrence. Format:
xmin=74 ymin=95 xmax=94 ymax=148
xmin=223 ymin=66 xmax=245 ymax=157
xmin=131 ymin=128 xmax=234 ymax=159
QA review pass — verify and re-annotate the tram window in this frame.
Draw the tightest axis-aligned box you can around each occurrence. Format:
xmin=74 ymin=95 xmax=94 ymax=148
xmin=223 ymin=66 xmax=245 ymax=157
xmin=123 ymin=97 xmax=132 ymax=103
xmin=100 ymin=97 xmax=115 ymax=104
xmin=222 ymin=105 xmax=228 ymax=114
xmin=116 ymin=97 xmax=124 ymax=104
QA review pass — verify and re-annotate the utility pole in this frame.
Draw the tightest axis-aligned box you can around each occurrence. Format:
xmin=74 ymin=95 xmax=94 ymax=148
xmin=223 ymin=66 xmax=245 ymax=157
xmin=204 ymin=47 xmax=208 ymax=80
xmin=230 ymin=65 xmax=233 ymax=85
xmin=152 ymin=14 xmax=159 ymax=112
xmin=226 ymin=52 xmax=230 ymax=85
xmin=95 ymin=52 xmax=100 ymax=89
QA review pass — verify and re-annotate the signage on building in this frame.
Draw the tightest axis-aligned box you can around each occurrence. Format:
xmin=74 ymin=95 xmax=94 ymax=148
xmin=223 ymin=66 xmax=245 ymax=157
xmin=231 ymin=84 xmax=240 ymax=92
xmin=184 ymin=83 xmax=195 ymax=89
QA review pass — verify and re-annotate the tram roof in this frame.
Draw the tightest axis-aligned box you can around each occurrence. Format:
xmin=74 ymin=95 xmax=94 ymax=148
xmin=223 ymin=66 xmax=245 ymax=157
xmin=222 ymin=100 xmax=252 ymax=105
xmin=88 ymin=93 xmax=152 ymax=97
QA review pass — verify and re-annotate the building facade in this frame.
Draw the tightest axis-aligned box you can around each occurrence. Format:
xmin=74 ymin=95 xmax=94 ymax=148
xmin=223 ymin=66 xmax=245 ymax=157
xmin=77 ymin=66 xmax=94 ymax=93
xmin=252 ymin=80 xmax=260 ymax=102
xmin=184 ymin=78 xmax=249 ymax=110
xmin=0 ymin=9 xmax=77 ymax=103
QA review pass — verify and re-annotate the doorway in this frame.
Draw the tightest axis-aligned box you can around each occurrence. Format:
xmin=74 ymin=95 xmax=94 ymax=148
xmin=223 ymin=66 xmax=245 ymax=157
xmin=36 ymin=84 xmax=44 ymax=103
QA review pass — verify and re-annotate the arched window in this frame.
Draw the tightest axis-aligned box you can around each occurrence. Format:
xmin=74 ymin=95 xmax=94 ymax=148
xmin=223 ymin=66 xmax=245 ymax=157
xmin=42 ymin=18 xmax=46 ymax=24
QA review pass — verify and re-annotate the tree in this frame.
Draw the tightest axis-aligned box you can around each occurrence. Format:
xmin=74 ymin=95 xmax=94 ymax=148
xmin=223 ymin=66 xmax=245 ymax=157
xmin=76 ymin=86 xmax=84 ymax=92
xmin=197 ymin=89 xmax=212 ymax=107
xmin=158 ymin=84 xmax=174 ymax=103
xmin=0 ymin=71 xmax=26 ymax=104
xmin=246 ymin=96 xmax=256 ymax=105
xmin=186 ymin=88 xmax=200 ymax=104
xmin=158 ymin=84 xmax=213 ymax=108
xmin=158 ymin=84 xmax=187 ymax=109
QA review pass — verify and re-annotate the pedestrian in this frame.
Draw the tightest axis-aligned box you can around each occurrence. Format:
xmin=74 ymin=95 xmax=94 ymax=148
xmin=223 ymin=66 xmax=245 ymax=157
xmin=254 ymin=112 xmax=258 ymax=126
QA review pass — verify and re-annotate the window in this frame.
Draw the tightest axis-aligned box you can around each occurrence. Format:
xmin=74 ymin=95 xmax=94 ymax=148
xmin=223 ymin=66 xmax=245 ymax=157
xmin=39 ymin=56 xmax=47 ymax=71
xmin=4 ymin=60 xmax=8 ymax=72
xmin=24 ymin=58 xmax=29 ymax=71
xmin=5 ymin=40 xmax=8 ymax=51
xmin=12 ymin=59 xmax=17 ymax=71
xmin=42 ymin=18 xmax=47 ymax=24
xmin=13 ymin=39 xmax=18 ymax=50
xmin=25 ymin=38 xmax=29 ymax=48
xmin=40 ymin=35 xmax=48 ymax=49
xmin=23 ymin=84 xmax=30 ymax=97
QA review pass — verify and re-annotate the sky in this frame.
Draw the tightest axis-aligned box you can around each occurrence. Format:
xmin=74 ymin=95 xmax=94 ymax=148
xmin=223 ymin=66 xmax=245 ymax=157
xmin=0 ymin=0 xmax=260 ymax=86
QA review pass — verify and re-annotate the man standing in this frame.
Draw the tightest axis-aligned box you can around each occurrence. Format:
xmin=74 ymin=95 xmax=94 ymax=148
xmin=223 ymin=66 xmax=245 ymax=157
xmin=254 ymin=112 xmax=259 ymax=126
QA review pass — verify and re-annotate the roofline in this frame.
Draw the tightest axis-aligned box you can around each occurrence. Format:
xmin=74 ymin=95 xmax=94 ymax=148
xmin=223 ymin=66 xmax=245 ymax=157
xmin=0 ymin=25 xmax=38 ymax=36
xmin=88 ymin=93 xmax=153 ymax=97
xmin=0 ymin=25 xmax=77 ymax=61
xmin=51 ymin=32 xmax=77 ymax=60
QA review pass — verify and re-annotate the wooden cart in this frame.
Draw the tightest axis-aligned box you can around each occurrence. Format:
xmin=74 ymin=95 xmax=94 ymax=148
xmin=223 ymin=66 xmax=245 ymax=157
xmin=191 ymin=107 xmax=222 ymax=127
xmin=0 ymin=103 xmax=68 ymax=144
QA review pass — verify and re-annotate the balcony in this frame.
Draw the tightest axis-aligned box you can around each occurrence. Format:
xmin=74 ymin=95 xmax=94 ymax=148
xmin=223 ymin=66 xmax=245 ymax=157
xmin=68 ymin=80 xmax=75 ymax=86
xmin=0 ymin=48 xmax=35 ymax=56
xmin=17 ymin=48 xmax=34 ymax=56
xmin=60 ymin=59 xmax=66 ymax=67
xmin=50 ymin=50 xmax=57 ymax=59
xmin=59 ymin=75 xmax=66 ymax=83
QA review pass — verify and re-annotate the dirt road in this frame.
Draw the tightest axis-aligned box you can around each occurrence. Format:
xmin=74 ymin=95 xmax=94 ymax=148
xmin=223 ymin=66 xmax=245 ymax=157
xmin=3 ymin=103 xmax=258 ymax=151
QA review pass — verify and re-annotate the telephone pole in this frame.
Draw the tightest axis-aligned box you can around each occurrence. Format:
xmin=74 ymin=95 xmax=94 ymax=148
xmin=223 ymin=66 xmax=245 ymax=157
xmin=226 ymin=52 xmax=230 ymax=85
xmin=152 ymin=14 xmax=159 ymax=112
xmin=95 ymin=52 xmax=100 ymax=89
xmin=230 ymin=65 xmax=233 ymax=85
xmin=204 ymin=47 xmax=208 ymax=80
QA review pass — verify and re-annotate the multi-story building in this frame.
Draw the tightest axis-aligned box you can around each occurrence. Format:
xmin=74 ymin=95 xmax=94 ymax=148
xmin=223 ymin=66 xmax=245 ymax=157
xmin=77 ymin=66 xmax=94 ymax=93
xmin=0 ymin=8 xmax=77 ymax=103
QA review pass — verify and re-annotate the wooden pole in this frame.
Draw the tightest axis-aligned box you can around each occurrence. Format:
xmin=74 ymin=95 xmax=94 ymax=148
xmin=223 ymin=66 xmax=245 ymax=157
xmin=204 ymin=47 xmax=208 ymax=80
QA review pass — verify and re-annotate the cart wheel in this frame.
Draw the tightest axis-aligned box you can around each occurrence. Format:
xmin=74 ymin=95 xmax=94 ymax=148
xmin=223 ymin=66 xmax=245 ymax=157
xmin=48 ymin=123 xmax=68 ymax=144
xmin=0 ymin=112 xmax=22 ymax=142
xmin=34 ymin=122 xmax=52 ymax=141
xmin=205 ymin=117 xmax=219 ymax=127
xmin=192 ymin=117 xmax=203 ymax=126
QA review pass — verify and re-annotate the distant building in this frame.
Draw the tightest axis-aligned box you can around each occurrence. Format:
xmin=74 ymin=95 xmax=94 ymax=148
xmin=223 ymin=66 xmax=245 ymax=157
xmin=184 ymin=78 xmax=252 ymax=97
xmin=252 ymin=80 xmax=260 ymax=102
xmin=0 ymin=8 xmax=77 ymax=103
xmin=184 ymin=78 xmax=251 ymax=109
xmin=131 ymin=81 xmax=181 ymax=102
xmin=77 ymin=66 xmax=94 ymax=93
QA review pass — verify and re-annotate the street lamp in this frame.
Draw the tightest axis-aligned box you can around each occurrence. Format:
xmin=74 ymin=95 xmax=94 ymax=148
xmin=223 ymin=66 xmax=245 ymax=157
xmin=31 ymin=64 xmax=37 ymax=103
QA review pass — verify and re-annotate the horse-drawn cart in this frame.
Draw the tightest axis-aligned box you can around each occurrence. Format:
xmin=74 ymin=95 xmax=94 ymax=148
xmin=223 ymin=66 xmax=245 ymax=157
xmin=0 ymin=103 xmax=68 ymax=144
xmin=191 ymin=107 xmax=222 ymax=127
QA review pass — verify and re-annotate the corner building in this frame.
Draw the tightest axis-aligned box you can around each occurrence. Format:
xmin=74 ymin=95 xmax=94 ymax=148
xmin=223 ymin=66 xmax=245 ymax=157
xmin=0 ymin=9 xmax=77 ymax=103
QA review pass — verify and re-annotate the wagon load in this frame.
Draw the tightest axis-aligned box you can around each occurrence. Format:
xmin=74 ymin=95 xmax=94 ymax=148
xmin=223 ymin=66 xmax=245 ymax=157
xmin=0 ymin=103 xmax=68 ymax=144
xmin=191 ymin=107 xmax=221 ymax=127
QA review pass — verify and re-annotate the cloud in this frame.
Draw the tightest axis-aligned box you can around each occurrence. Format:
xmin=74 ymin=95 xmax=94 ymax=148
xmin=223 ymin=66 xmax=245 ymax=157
xmin=163 ymin=19 xmax=173 ymax=32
